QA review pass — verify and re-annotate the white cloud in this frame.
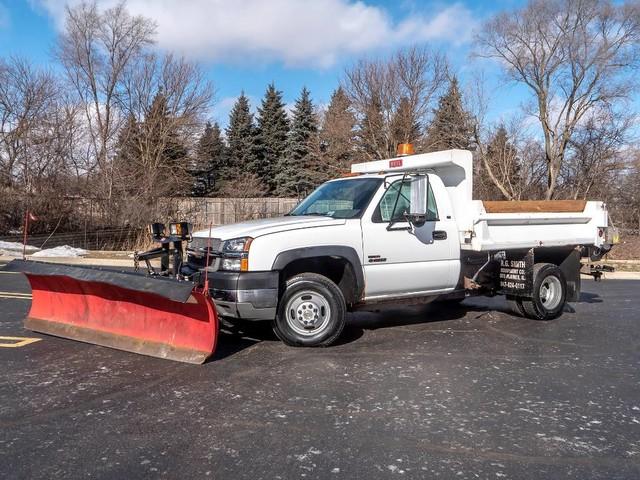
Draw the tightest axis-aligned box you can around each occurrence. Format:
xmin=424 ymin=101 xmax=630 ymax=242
xmin=32 ymin=0 xmax=478 ymax=67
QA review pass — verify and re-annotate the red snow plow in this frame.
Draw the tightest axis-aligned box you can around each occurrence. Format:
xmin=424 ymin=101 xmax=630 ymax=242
xmin=7 ymin=223 xmax=218 ymax=364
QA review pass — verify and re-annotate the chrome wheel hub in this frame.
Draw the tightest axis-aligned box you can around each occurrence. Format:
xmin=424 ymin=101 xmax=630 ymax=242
xmin=539 ymin=276 xmax=562 ymax=310
xmin=285 ymin=290 xmax=331 ymax=336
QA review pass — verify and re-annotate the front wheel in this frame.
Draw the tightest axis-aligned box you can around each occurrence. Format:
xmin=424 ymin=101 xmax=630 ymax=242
xmin=520 ymin=263 xmax=567 ymax=321
xmin=273 ymin=273 xmax=346 ymax=347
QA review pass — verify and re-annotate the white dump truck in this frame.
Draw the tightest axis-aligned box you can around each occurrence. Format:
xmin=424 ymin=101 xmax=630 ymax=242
xmin=186 ymin=148 xmax=618 ymax=347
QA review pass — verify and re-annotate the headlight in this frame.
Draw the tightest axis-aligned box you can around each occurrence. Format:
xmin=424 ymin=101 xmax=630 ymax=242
xmin=222 ymin=237 xmax=252 ymax=253
xmin=220 ymin=237 xmax=252 ymax=271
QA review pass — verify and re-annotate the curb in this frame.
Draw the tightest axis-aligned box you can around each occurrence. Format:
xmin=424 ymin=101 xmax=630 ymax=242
xmin=0 ymin=255 xmax=157 ymax=268
xmin=582 ymin=271 xmax=640 ymax=280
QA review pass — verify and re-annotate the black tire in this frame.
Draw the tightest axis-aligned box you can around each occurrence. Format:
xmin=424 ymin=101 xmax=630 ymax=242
xmin=520 ymin=263 xmax=567 ymax=321
xmin=273 ymin=273 xmax=346 ymax=347
xmin=506 ymin=295 xmax=526 ymax=317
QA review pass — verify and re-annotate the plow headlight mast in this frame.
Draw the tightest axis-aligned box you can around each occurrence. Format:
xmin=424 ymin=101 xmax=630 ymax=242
xmin=149 ymin=223 xmax=166 ymax=241
xmin=169 ymin=222 xmax=192 ymax=240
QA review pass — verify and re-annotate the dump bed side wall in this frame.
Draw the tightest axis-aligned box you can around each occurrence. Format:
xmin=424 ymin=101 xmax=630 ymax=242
xmin=462 ymin=200 xmax=608 ymax=252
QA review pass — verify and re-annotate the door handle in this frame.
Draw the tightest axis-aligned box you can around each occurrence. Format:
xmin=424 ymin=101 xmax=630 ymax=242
xmin=433 ymin=230 xmax=447 ymax=241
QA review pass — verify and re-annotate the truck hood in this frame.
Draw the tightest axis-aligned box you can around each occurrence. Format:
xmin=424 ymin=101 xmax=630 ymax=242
xmin=192 ymin=215 xmax=346 ymax=240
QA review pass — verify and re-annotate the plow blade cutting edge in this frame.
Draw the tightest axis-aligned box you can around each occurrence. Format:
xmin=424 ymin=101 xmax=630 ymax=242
xmin=6 ymin=260 xmax=218 ymax=364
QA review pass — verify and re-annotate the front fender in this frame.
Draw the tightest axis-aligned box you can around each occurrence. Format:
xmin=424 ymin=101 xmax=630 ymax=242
xmin=272 ymin=246 xmax=365 ymax=300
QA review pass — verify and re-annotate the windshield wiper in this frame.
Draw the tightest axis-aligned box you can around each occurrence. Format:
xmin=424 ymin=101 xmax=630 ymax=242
xmin=300 ymin=212 xmax=332 ymax=217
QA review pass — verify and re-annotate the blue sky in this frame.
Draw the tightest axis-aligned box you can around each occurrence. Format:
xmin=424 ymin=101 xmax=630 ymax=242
xmin=0 ymin=0 xmax=528 ymax=127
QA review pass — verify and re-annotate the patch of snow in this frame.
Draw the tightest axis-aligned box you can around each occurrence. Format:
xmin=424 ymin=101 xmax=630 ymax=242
xmin=0 ymin=241 xmax=40 ymax=257
xmin=31 ymin=245 xmax=87 ymax=258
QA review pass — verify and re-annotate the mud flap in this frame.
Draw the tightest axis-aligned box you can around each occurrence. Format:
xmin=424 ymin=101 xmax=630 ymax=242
xmin=6 ymin=260 xmax=218 ymax=364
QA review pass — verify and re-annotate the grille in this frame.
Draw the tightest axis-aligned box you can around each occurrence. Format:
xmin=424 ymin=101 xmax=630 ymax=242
xmin=189 ymin=237 xmax=222 ymax=252
xmin=187 ymin=237 xmax=221 ymax=270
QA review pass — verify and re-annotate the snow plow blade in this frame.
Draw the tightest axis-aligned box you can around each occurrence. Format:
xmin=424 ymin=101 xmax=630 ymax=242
xmin=6 ymin=260 xmax=218 ymax=364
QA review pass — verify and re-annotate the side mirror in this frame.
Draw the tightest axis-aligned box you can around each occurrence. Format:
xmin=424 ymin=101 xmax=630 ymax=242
xmin=406 ymin=175 xmax=429 ymax=226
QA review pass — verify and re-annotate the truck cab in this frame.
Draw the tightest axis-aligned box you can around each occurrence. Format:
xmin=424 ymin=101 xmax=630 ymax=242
xmin=188 ymin=149 xmax=617 ymax=347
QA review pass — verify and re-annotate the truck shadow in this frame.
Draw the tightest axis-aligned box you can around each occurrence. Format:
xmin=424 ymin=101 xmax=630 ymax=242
xmin=579 ymin=291 xmax=603 ymax=303
xmin=210 ymin=297 xmax=523 ymax=355
xmin=208 ymin=320 xmax=278 ymax=362
xmin=337 ymin=300 xmax=495 ymax=346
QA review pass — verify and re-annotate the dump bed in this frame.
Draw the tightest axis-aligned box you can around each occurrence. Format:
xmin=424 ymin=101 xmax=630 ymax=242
xmin=461 ymin=200 xmax=609 ymax=251
xmin=350 ymin=149 xmax=611 ymax=253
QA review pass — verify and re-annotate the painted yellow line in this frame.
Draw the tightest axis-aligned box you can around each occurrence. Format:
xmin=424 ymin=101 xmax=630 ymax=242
xmin=0 ymin=336 xmax=41 ymax=348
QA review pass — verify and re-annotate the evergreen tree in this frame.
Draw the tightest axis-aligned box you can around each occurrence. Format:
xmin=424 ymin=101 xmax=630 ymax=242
xmin=477 ymin=125 xmax=520 ymax=200
xmin=356 ymin=93 xmax=386 ymax=160
xmin=391 ymin=97 xmax=421 ymax=147
xmin=192 ymin=122 xmax=228 ymax=196
xmin=255 ymin=83 xmax=289 ymax=192
xmin=144 ymin=90 xmax=188 ymax=170
xmin=424 ymin=77 xmax=474 ymax=152
xmin=275 ymin=87 xmax=318 ymax=196
xmin=319 ymin=86 xmax=357 ymax=178
xmin=112 ymin=91 xmax=189 ymax=206
xmin=113 ymin=114 xmax=141 ymax=190
xmin=225 ymin=92 xmax=257 ymax=184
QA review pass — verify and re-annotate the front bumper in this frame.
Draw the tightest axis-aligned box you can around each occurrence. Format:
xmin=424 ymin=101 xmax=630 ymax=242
xmin=207 ymin=271 xmax=279 ymax=321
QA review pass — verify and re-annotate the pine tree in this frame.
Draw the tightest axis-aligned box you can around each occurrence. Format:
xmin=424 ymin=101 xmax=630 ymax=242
xmin=144 ymin=91 xmax=188 ymax=171
xmin=255 ymin=83 xmax=289 ymax=192
xmin=319 ymin=86 xmax=357 ymax=178
xmin=391 ymin=97 xmax=421 ymax=147
xmin=478 ymin=125 xmax=520 ymax=200
xmin=112 ymin=91 xmax=189 ymax=206
xmin=192 ymin=122 xmax=228 ymax=196
xmin=357 ymin=93 xmax=386 ymax=160
xmin=424 ymin=77 xmax=474 ymax=152
xmin=275 ymin=87 xmax=318 ymax=196
xmin=225 ymin=92 xmax=257 ymax=185
xmin=112 ymin=114 xmax=142 ymax=196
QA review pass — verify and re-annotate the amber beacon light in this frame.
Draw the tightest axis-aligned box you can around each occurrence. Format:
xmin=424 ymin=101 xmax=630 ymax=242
xmin=396 ymin=143 xmax=415 ymax=156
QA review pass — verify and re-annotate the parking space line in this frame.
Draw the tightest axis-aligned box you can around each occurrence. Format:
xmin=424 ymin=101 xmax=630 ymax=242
xmin=0 ymin=336 xmax=41 ymax=348
xmin=0 ymin=291 xmax=32 ymax=299
xmin=0 ymin=271 xmax=20 ymax=274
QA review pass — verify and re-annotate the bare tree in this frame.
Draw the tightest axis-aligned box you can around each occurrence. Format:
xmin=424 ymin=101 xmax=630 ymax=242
xmin=218 ymin=173 xmax=268 ymax=222
xmin=0 ymin=57 xmax=93 ymax=233
xmin=109 ymin=53 xmax=214 ymax=225
xmin=620 ymin=155 xmax=640 ymax=233
xmin=476 ymin=0 xmax=640 ymax=199
xmin=0 ymin=57 xmax=60 ymax=190
xmin=56 ymin=0 xmax=156 ymax=201
xmin=467 ymin=72 xmax=545 ymax=200
xmin=560 ymin=110 xmax=633 ymax=200
xmin=474 ymin=119 xmax=547 ymax=200
xmin=343 ymin=46 xmax=448 ymax=160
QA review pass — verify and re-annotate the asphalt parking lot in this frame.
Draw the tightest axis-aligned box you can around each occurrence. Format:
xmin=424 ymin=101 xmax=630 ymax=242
xmin=0 ymin=264 xmax=639 ymax=480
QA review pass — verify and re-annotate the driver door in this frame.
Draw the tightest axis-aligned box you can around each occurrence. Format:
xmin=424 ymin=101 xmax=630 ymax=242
xmin=360 ymin=177 xmax=458 ymax=299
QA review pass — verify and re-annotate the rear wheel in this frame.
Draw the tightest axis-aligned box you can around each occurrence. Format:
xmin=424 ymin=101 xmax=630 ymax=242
xmin=520 ymin=263 xmax=567 ymax=321
xmin=273 ymin=273 xmax=346 ymax=347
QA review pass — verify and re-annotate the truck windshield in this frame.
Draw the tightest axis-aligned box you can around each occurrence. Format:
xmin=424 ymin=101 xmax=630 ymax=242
xmin=289 ymin=178 xmax=382 ymax=219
